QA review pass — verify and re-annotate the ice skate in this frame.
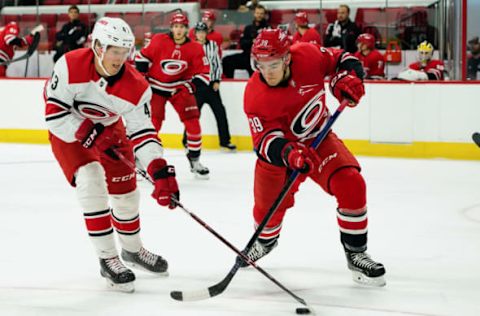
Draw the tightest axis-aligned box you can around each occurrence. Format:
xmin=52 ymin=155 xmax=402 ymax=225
xmin=345 ymin=250 xmax=386 ymax=287
xmin=188 ymin=156 xmax=210 ymax=180
xmin=239 ymin=239 xmax=278 ymax=267
xmin=220 ymin=143 xmax=237 ymax=153
xmin=99 ymin=256 xmax=136 ymax=293
xmin=122 ymin=247 xmax=169 ymax=276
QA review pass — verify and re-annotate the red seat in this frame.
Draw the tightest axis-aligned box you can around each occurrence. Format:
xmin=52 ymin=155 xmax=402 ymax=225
xmin=57 ymin=14 xmax=70 ymax=23
xmin=202 ymin=0 xmax=228 ymax=9
xmin=42 ymin=0 xmax=62 ymax=5
xmin=48 ymin=27 xmax=57 ymax=50
xmin=215 ymin=24 xmax=235 ymax=40
xmin=104 ymin=12 xmax=124 ymax=18
xmin=123 ymin=12 xmax=143 ymax=27
xmin=133 ymin=25 xmax=150 ymax=39
xmin=21 ymin=14 xmax=39 ymax=23
xmin=63 ymin=0 xmax=78 ymax=5
xmin=40 ymin=14 xmax=57 ymax=28
xmin=2 ymin=15 xmax=20 ymax=25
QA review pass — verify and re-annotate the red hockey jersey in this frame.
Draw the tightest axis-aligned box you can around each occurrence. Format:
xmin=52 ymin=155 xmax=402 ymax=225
xmin=0 ymin=22 xmax=33 ymax=63
xmin=44 ymin=48 xmax=163 ymax=169
xmin=292 ymin=28 xmax=322 ymax=46
xmin=136 ymin=33 xmax=210 ymax=94
xmin=354 ymin=49 xmax=385 ymax=79
xmin=408 ymin=59 xmax=445 ymax=80
xmin=244 ymin=43 xmax=352 ymax=164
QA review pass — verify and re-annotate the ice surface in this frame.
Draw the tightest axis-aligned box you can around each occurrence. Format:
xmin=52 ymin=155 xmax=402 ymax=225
xmin=0 ymin=144 xmax=479 ymax=316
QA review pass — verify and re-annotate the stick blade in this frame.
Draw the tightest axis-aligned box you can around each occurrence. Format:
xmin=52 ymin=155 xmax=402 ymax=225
xmin=170 ymin=288 xmax=211 ymax=301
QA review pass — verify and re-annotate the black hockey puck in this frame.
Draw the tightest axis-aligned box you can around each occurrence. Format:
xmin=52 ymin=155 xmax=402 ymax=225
xmin=295 ymin=307 xmax=311 ymax=314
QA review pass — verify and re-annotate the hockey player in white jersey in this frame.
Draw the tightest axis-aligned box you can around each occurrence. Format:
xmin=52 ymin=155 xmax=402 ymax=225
xmin=44 ymin=17 xmax=180 ymax=293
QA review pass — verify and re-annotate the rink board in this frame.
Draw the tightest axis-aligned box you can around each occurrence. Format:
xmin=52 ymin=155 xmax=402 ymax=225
xmin=0 ymin=79 xmax=479 ymax=160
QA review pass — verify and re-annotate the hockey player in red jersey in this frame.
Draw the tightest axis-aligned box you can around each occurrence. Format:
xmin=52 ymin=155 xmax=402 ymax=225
xmin=354 ymin=33 xmax=385 ymax=79
xmin=242 ymin=29 xmax=386 ymax=286
xmin=398 ymin=41 xmax=446 ymax=81
xmin=0 ymin=21 xmax=43 ymax=77
xmin=188 ymin=10 xmax=223 ymax=51
xmin=136 ymin=13 xmax=211 ymax=179
xmin=45 ymin=17 xmax=180 ymax=292
xmin=291 ymin=11 xmax=322 ymax=46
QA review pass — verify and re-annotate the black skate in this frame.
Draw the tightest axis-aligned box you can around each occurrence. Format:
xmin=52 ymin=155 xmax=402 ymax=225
xmin=239 ymin=239 xmax=278 ymax=267
xmin=345 ymin=251 xmax=386 ymax=286
xmin=188 ymin=156 xmax=210 ymax=180
xmin=121 ymin=247 xmax=169 ymax=276
xmin=100 ymin=256 xmax=136 ymax=293
xmin=220 ymin=143 xmax=237 ymax=153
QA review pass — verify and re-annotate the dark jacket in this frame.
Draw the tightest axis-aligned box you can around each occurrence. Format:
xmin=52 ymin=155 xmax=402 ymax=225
xmin=54 ymin=19 xmax=87 ymax=62
xmin=324 ymin=19 xmax=361 ymax=53
xmin=240 ymin=19 xmax=269 ymax=53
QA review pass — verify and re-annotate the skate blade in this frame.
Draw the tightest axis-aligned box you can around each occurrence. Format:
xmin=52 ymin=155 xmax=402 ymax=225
xmin=193 ymin=172 xmax=210 ymax=180
xmin=351 ymin=271 xmax=386 ymax=287
xmin=220 ymin=147 xmax=237 ymax=153
xmin=104 ymin=279 xmax=135 ymax=293
xmin=124 ymin=261 xmax=169 ymax=277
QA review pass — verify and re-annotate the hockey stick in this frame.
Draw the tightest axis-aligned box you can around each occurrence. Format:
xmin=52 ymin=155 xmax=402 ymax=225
xmin=0 ymin=32 xmax=40 ymax=67
xmin=473 ymin=132 xmax=480 ymax=148
xmin=108 ymin=147 xmax=314 ymax=310
xmin=172 ymin=99 xmax=350 ymax=301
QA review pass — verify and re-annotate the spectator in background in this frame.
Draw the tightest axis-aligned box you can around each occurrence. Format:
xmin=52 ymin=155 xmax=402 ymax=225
xmin=0 ymin=21 xmax=43 ymax=77
xmin=223 ymin=5 xmax=269 ymax=78
xmin=53 ymin=5 xmax=87 ymax=63
xmin=184 ymin=22 xmax=236 ymax=152
xmin=291 ymin=11 xmax=322 ymax=46
xmin=324 ymin=4 xmax=360 ymax=53
xmin=188 ymin=10 xmax=223 ymax=50
xmin=397 ymin=41 xmax=446 ymax=81
xmin=467 ymin=37 xmax=480 ymax=80
xmin=237 ymin=0 xmax=259 ymax=13
xmin=354 ymin=33 xmax=385 ymax=79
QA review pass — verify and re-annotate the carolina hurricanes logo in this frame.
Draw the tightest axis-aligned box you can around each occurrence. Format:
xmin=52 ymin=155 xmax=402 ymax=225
xmin=73 ymin=101 xmax=117 ymax=119
xmin=160 ymin=59 xmax=188 ymax=75
xmin=290 ymin=91 xmax=326 ymax=138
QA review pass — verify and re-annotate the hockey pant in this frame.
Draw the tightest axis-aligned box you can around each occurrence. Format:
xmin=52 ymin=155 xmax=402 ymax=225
xmin=50 ymin=132 xmax=143 ymax=259
xmin=252 ymin=132 xmax=368 ymax=252
xmin=151 ymin=90 xmax=202 ymax=159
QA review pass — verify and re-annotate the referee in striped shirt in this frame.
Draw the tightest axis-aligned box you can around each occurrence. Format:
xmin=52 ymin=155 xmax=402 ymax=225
xmin=184 ymin=22 xmax=236 ymax=151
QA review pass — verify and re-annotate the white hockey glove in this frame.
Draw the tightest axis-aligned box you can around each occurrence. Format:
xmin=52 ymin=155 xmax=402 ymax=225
xmin=30 ymin=24 xmax=44 ymax=35
xmin=397 ymin=69 xmax=428 ymax=81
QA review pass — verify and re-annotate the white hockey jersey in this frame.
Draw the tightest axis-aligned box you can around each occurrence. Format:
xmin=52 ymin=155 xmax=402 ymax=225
xmin=44 ymin=48 xmax=163 ymax=168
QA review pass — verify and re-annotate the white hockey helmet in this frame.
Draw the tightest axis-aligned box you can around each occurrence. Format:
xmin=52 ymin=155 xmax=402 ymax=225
xmin=92 ymin=17 xmax=134 ymax=50
xmin=91 ymin=17 xmax=135 ymax=75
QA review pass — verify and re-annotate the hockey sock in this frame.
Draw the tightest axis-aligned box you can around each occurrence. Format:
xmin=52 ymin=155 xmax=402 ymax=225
xmin=110 ymin=189 xmax=142 ymax=253
xmin=329 ymin=167 xmax=368 ymax=252
xmin=77 ymin=162 xmax=117 ymax=258
xmin=184 ymin=118 xmax=202 ymax=159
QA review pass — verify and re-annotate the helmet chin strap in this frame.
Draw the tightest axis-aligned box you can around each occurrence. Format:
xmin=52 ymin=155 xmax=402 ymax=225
xmin=93 ymin=44 xmax=113 ymax=77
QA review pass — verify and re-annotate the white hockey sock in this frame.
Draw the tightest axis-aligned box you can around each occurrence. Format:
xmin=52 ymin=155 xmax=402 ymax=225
xmin=110 ymin=189 xmax=142 ymax=253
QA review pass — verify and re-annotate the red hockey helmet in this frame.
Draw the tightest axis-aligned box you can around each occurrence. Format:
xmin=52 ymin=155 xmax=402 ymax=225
xmin=170 ymin=13 xmax=189 ymax=26
xmin=356 ymin=33 xmax=375 ymax=49
xmin=294 ymin=11 xmax=309 ymax=26
xmin=251 ymin=29 xmax=291 ymax=62
xmin=202 ymin=10 xmax=216 ymax=22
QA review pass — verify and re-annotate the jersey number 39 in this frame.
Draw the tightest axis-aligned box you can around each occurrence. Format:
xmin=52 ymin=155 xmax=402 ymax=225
xmin=249 ymin=117 xmax=264 ymax=133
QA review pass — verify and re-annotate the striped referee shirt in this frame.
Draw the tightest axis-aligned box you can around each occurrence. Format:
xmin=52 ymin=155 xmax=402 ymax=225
xmin=201 ymin=39 xmax=222 ymax=82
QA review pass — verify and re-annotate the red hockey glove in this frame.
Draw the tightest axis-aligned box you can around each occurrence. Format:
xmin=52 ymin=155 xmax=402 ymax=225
xmin=330 ymin=70 xmax=365 ymax=106
xmin=281 ymin=142 xmax=319 ymax=175
xmin=147 ymin=158 xmax=180 ymax=209
xmin=75 ymin=120 xmax=121 ymax=152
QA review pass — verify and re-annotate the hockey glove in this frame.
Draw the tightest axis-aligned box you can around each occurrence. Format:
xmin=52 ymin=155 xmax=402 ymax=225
xmin=330 ymin=70 xmax=365 ymax=106
xmin=147 ymin=158 xmax=180 ymax=209
xmin=282 ymin=142 xmax=319 ymax=175
xmin=75 ymin=119 xmax=121 ymax=152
